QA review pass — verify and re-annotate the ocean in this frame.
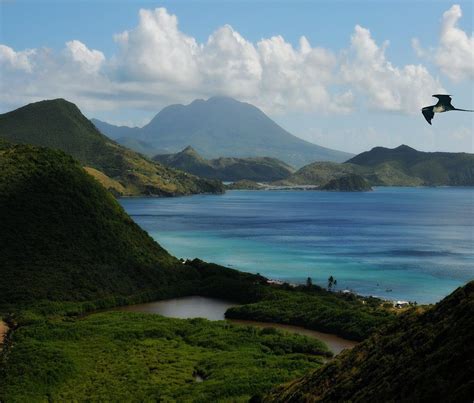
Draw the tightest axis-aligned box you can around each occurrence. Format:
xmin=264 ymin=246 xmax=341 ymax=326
xmin=120 ymin=187 xmax=474 ymax=304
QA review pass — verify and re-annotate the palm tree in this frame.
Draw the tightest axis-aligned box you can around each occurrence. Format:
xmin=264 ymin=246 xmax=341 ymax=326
xmin=328 ymin=276 xmax=334 ymax=290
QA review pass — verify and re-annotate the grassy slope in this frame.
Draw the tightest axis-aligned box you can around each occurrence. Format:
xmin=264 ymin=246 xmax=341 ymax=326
xmin=264 ymin=281 xmax=474 ymax=402
xmin=0 ymin=99 xmax=223 ymax=196
xmin=154 ymin=146 xmax=295 ymax=182
xmin=0 ymin=313 xmax=330 ymax=402
xmin=83 ymin=166 xmax=126 ymax=195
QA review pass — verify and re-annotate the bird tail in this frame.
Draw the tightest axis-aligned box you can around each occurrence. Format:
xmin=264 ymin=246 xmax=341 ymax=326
xmin=453 ymin=108 xmax=474 ymax=112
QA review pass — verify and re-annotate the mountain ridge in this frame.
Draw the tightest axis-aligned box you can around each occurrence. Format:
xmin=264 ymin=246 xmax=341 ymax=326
xmin=153 ymin=146 xmax=295 ymax=181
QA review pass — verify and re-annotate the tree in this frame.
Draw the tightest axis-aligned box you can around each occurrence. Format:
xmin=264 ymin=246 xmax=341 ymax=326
xmin=327 ymin=276 xmax=334 ymax=291
xmin=306 ymin=277 xmax=313 ymax=288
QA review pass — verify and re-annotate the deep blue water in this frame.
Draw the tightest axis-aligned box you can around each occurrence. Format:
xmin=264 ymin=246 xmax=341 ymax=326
xmin=120 ymin=188 xmax=474 ymax=303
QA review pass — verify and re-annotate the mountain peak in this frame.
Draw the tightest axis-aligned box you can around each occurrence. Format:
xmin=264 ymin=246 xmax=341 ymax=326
xmin=207 ymin=95 xmax=239 ymax=103
xmin=181 ymin=145 xmax=199 ymax=154
xmin=134 ymin=97 xmax=353 ymax=167
xmin=394 ymin=144 xmax=417 ymax=152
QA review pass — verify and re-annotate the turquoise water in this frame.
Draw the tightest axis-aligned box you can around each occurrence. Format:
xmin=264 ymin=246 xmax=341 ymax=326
xmin=120 ymin=188 xmax=474 ymax=303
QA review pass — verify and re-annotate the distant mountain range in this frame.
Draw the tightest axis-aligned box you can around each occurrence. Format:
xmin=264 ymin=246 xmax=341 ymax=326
xmin=92 ymin=96 xmax=353 ymax=167
xmin=0 ymin=99 xmax=223 ymax=197
xmin=153 ymin=146 xmax=295 ymax=182
xmin=279 ymin=145 xmax=474 ymax=187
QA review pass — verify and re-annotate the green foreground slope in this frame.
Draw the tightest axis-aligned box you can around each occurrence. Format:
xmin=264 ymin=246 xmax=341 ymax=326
xmin=0 ymin=143 xmax=183 ymax=306
xmin=264 ymin=281 xmax=474 ymax=402
xmin=0 ymin=99 xmax=223 ymax=196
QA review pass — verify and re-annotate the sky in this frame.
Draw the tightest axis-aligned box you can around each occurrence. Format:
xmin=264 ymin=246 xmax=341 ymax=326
xmin=1 ymin=0 xmax=473 ymax=154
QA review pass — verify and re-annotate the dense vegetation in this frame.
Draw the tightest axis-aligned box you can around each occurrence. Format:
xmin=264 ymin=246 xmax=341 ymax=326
xmin=280 ymin=145 xmax=474 ymax=187
xmin=0 ymin=143 xmax=186 ymax=307
xmin=264 ymin=281 xmax=474 ymax=402
xmin=0 ymin=99 xmax=223 ymax=196
xmin=226 ymin=286 xmax=394 ymax=341
xmin=320 ymin=173 xmax=372 ymax=191
xmin=93 ymin=96 xmax=352 ymax=167
xmin=0 ymin=312 xmax=330 ymax=402
xmin=154 ymin=146 xmax=295 ymax=182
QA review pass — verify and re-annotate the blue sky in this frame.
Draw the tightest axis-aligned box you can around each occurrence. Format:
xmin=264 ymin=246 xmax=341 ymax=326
xmin=1 ymin=0 xmax=473 ymax=153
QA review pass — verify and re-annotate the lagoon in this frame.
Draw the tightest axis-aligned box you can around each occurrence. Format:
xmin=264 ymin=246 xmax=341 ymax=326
xmin=111 ymin=296 xmax=357 ymax=354
xmin=120 ymin=187 xmax=474 ymax=303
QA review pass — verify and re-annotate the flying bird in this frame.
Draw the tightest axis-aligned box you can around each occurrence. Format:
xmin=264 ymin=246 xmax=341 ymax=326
xmin=422 ymin=95 xmax=473 ymax=125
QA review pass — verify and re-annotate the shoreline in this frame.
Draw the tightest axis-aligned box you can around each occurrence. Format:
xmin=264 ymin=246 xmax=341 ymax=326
xmin=264 ymin=278 xmax=419 ymax=308
xmin=229 ymin=319 xmax=358 ymax=355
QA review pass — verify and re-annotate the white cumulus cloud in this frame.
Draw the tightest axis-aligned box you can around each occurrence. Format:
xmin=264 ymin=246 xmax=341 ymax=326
xmin=0 ymin=44 xmax=36 ymax=73
xmin=64 ymin=40 xmax=105 ymax=74
xmin=413 ymin=4 xmax=474 ymax=82
xmin=436 ymin=4 xmax=474 ymax=81
xmin=113 ymin=8 xmax=200 ymax=85
xmin=341 ymin=25 xmax=443 ymax=113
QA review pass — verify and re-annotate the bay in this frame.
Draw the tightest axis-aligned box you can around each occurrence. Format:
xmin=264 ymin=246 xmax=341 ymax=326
xmin=120 ymin=187 xmax=474 ymax=303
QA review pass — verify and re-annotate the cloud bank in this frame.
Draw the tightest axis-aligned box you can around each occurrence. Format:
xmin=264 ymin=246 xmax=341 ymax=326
xmin=1 ymin=5 xmax=470 ymax=117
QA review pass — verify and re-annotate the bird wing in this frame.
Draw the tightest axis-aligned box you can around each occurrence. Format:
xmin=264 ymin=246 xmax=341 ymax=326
xmin=422 ymin=108 xmax=434 ymax=125
xmin=433 ymin=94 xmax=452 ymax=105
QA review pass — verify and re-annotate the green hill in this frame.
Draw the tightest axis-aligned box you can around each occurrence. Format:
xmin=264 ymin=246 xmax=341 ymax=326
xmin=0 ymin=99 xmax=223 ymax=196
xmin=320 ymin=174 xmax=372 ymax=191
xmin=348 ymin=145 xmax=474 ymax=186
xmin=280 ymin=145 xmax=474 ymax=187
xmin=0 ymin=143 xmax=189 ymax=306
xmin=154 ymin=146 xmax=295 ymax=181
xmin=93 ymin=96 xmax=353 ymax=167
xmin=276 ymin=161 xmax=367 ymax=186
xmin=264 ymin=281 xmax=474 ymax=402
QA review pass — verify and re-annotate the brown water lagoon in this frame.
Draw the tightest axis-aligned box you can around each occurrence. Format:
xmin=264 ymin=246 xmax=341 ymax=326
xmin=111 ymin=296 xmax=357 ymax=355
xmin=112 ymin=296 xmax=237 ymax=320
